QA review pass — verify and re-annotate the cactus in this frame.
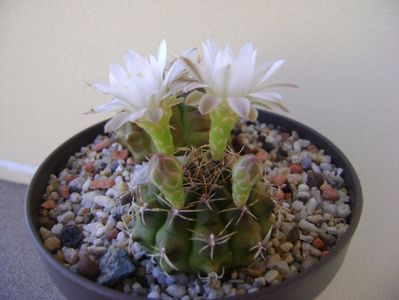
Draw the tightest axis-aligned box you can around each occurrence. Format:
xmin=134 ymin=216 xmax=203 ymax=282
xmin=116 ymin=103 xmax=210 ymax=162
xmin=131 ymin=147 xmax=274 ymax=274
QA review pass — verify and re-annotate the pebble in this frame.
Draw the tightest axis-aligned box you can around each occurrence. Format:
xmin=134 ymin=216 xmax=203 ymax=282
xmin=60 ymin=225 xmax=83 ymax=248
xmin=39 ymin=122 xmax=352 ymax=297
xmin=62 ymin=247 xmax=79 ymax=264
xmin=305 ymin=198 xmax=318 ymax=215
xmin=40 ymin=227 xmax=54 ymax=240
xmin=253 ymin=277 xmax=266 ymax=288
xmin=76 ymin=248 xmax=100 ymax=280
xmin=94 ymin=195 xmax=117 ymax=209
xmin=166 ymin=285 xmax=186 ymax=298
xmin=44 ymin=236 xmax=61 ymax=252
xmin=298 ymin=219 xmax=319 ymax=233
xmin=41 ymin=199 xmax=56 ymax=209
xmin=57 ymin=211 xmax=75 ymax=224
xmin=147 ymin=291 xmax=160 ymax=299
xmin=264 ymin=270 xmax=279 ymax=283
xmin=290 ymin=163 xmax=303 ymax=174
xmin=93 ymin=137 xmax=112 ymax=152
xmin=336 ymin=203 xmax=351 ymax=218
xmin=280 ymin=242 xmax=294 ymax=253
xmin=287 ymin=226 xmax=300 ymax=243
xmin=292 ymin=200 xmax=304 ymax=211
xmin=97 ymin=247 xmax=135 ymax=286
xmin=322 ymin=186 xmax=339 ymax=201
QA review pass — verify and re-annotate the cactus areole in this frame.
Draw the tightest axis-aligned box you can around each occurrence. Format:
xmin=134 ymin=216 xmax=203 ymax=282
xmin=88 ymin=39 xmax=297 ymax=274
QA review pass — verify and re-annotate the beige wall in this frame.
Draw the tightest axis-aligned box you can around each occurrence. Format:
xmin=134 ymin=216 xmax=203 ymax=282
xmin=1 ymin=1 xmax=399 ymax=298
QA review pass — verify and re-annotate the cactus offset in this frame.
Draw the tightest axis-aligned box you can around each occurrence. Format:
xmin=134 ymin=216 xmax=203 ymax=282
xmin=131 ymin=147 xmax=274 ymax=274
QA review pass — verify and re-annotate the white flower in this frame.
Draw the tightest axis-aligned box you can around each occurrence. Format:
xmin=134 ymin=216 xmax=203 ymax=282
xmin=182 ymin=39 xmax=297 ymax=121
xmin=91 ymin=40 xmax=192 ymax=132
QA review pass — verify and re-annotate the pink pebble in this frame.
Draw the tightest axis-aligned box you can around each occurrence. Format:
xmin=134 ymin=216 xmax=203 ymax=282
xmin=92 ymin=138 xmax=111 ymax=152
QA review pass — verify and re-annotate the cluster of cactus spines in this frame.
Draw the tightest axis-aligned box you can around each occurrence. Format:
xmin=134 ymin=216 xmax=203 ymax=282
xmin=232 ymin=155 xmax=263 ymax=208
xmin=131 ymin=146 xmax=274 ymax=274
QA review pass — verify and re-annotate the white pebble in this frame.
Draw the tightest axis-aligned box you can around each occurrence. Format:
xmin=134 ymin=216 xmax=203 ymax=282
xmin=311 ymin=163 xmax=321 ymax=173
xmin=82 ymin=179 xmax=91 ymax=192
xmin=302 ymin=242 xmax=322 ymax=257
xmin=116 ymin=231 xmax=126 ymax=242
xmin=51 ymin=223 xmax=63 ymax=235
xmin=62 ymin=247 xmax=79 ymax=264
xmin=298 ymin=183 xmax=309 ymax=192
xmin=166 ymin=284 xmax=186 ymax=298
xmin=94 ymin=195 xmax=116 ymax=209
xmin=336 ymin=203 xmax=351 ymax=218
xmin=299 ymin=219 xmax=319 ymax=232
xmin=322 ymin=202 xmax=337 ymax=215
xmin=81 ymin=191 xmax=99 ymax=208
xmin=147 ymin=291 xmax=161 ymax=299
xmin=305 ymin=198 xmax=318 ymax=215
xmin=292 ymin=200 xmax=304 ymax=211
xmin=57 ymin=211 xmax=75 ymax=224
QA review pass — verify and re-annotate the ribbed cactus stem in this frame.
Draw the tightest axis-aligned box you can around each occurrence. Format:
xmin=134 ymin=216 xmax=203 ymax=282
xmin=209 ymin=105 xmax=239 ymax=161
xmin=232 ymin=155 xmax=263 ymax=208
xmin=138 ymin=108 xmax=174 ymax=155
xmin=149 ymin=154 xmax=185 ymax=209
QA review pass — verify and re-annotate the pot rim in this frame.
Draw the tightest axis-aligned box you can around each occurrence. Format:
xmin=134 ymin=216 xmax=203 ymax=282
xmin=25 ymin=111 xmax=363 ymax=299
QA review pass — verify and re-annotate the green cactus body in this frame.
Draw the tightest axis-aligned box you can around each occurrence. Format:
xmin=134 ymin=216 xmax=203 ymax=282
xmin=232 ymin=155 xmax=263 ymax=208
xmin=132 ymin=148 xmax=274 ymax=274
xmin=138 ymin=109 xmax=175 ymax=155
xmin=116 ymin=104 xmax=210 ymax=161
xmin=209 ymin=105 xmax=239 ymax=161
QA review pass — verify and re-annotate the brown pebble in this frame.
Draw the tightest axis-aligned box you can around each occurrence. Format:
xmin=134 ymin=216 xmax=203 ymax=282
xmin=90 ymin=178 xmax=115 ymax=190
xmin=44 ymin=219 xmax=57 ymax=231
xmin=322 ymin=185 xmax=339 ymax=201
xmin=55 ymin=250 xmax=65 ymax=262
xmin=77 ymin=248 xmax=100 ymax=280
xmin=58 ymin=185 xmax=70 ymax=198
xmin=290 ymin=163 xmax=303 ymax=174
xmin=105 ymin=228 xmax=119 ymax=241
xmin=307 ymin=172 xmax=324 ymax=188
xmin=272 ymin=175 xmax=287 ymax=186
xmin=308 ymin=144 xmax=319 ymax=153
xmin=247 ymin=261 xmax=267 ymax=277
xmin=273 ymin=190 xmax=285 ymax=201
xmin=44 ymin=236 xmax=61 ymax=252
xmin=83 ymin=163 xmax=95 ymax=173
xmin=41 ymin=199 xmax=56 ymax=210
xmin=287 ymin=226 xmax=300 ymax=243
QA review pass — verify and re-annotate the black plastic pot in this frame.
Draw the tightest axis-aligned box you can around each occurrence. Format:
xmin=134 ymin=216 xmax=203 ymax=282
xmin=25 ymin=111 xmax=362 ymax=300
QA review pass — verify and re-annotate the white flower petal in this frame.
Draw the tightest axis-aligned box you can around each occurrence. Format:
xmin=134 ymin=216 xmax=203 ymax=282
xmin=185 ymin=90 xmax=205 ymax=107
xmin=262 ymin=83 xmax=298 ymax=89
xmin=253 ymin=59 xmax=285 ymax=90
xmin=157 ymin=39 xmax=167 ymax=72
xmin=93 ymin=99 xmax=128 ymax=113
xmin=249 ymin=92 xmax=282 ymax=102
xmin=227 ymin=97 xmax=251 ymax=119
xmin=124 ymin=50 xmax=147 ymax=76
xmin=198 ymin=95 xmax=221 ymax=115
xmin=213 ymin=64 xmax=230 ymax=98
xmin=92 ymin=83 xmax=112 ymax=94
xmin=182 ymin=82 xmax=210 ymax=93
xmin=128 ymin=109 xmax=147 ymax=122
xmin=104 ymin=112 xmax=132 ymax=132
xmin=145 ymin=107 xmax=163 ymax=123
xmin=109 ymin=63 xmax=128 ymax=84
xmin=181 ymin=56 xmax=206 ymax=82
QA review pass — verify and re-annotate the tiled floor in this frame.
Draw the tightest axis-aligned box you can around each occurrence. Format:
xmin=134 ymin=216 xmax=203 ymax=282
xmin=0 ymin=180 xmax=65 ymax=300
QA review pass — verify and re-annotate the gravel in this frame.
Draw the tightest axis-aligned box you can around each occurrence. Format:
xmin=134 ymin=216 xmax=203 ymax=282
xmin=36 ymin=120 xmax=352 ymax=299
